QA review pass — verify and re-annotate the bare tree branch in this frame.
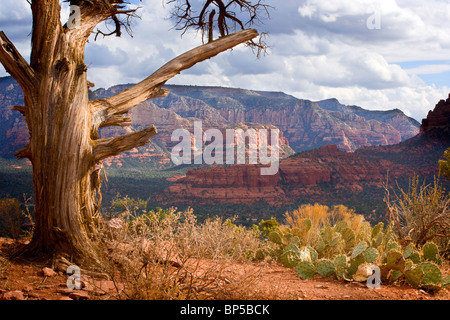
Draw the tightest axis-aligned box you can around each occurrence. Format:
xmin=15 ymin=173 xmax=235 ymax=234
xmin=0 ymin=32 xmax=38 ymax=95
xmin=92 ymin=28 xmax=258 ymax=129
xmin=93 ymin=125 xmax=157 ymax=162
xmin=168 ymin=0 xmax=271 ymax=55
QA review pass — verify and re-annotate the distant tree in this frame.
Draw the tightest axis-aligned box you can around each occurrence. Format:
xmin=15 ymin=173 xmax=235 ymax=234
xmin=439 ymin=148 xmax=450 ymax=180
xmin=0 ymin=0 xmax=269 ymax=265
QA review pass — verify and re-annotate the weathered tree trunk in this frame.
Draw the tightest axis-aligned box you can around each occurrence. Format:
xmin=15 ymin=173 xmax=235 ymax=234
xmin=0 ymin=0 xmax=258 ymax=265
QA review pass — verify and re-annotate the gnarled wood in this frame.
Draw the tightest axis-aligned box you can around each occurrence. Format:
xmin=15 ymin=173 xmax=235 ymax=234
xmin=2 ymin=0 xmax=261 ymax=266
xmin=0 ymin=32 xmax=38 ymax=95
xmin=92 ymin=28 xmax=259 ymax=129
xmin=93 ymin=125 xmax=157 ymax=162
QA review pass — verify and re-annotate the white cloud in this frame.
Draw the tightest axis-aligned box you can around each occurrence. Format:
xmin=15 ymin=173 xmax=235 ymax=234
xmin=1 ymin=0 xmax=449 ymax=122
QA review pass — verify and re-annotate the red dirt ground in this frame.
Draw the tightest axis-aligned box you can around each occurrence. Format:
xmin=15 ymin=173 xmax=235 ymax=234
xmin=0 ymin=237 xmax=449 ymax=301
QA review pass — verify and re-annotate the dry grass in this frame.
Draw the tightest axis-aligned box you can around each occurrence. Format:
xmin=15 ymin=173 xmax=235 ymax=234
xmin=385 ymin=176 xmax=450 ymax=253
xmin=284 ymin=203 xmax=369 ymax=249
xmin=93 ymin=205 xmax=270 ymax=300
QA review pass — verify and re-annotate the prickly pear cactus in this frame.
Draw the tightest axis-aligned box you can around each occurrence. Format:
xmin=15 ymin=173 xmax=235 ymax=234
xmin=403 ymin=243 xmax=415 ymax=259
xmin=295 ymin=261 xmax=316 ymax=280
xmin=280 ymin=249 xmax=300 ymax=268
xmin=386 ymin=241 xmax=400 ymax=252
xmin=363 ymin=247 xmax=379 ymax=263
xmin=351 ymin=241 xmax=368 ymax=259
xmin=301 ymin=219 xmax=312 ymax=233
xmin=389 ymin=270 xmax=403 ymax=283
xmin=333 ymin=220 xmax=348 ymax=233
xmin=334 ymin=254 xmax=348 ymax=280
xmin=346 ymin=255 xmax=365 ymax=275
xmin=316 ymin=259 xmax=336 ymax=277
xmin=307 ymin=246 xmax=318 ymax=263
xmin=254 ymin=249 xmax=267 ymax=261
xmin=284 ymin=243 xmax=300 ymax=254
xmin=416 ymin=262 xmax=442 ymax=285
xmin=442 ymin=275 xmax=450 ymax=288
xmin=340 ymin=227 xmax=355 ymax=244
xmin=268 ymin=231 xmax=282 ymax=245
xmin=386 ymin=249 xmax=406 ymax=272
xmin=422 ymin=242 xmax=439 ymax=263
xmin=289 ymin=236 xmax=301 ymax=246
xmin=371 ymin=222 xmax=384 ymax=238
xmin=334 ymin=255 xmax=348 ymax=269
xmin=405 ymin=268 xmax=424 ymax=288
xmin=299 ymin=247 xmax=312 ymax=263
xmin=409 ymin=251 xmax=421 ymax=264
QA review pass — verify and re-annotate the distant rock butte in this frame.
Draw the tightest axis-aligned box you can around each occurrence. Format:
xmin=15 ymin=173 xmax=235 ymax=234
xmin=157 ymin=94 xmax=450 ymax=207
xmin=0 ymin=77 xmax=419 ymax=166
xmin=420 ymin=93 xmax=450 ymax=136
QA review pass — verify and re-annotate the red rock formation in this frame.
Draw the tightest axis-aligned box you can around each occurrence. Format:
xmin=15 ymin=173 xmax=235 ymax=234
xmin=158 ymin=94 xmax=450 ymax=207
xmin=420 ymin=93 xmax=450 ymax=135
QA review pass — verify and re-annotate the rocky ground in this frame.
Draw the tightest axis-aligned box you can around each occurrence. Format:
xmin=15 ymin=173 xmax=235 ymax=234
xmin=0 ymin=238 xmax=448 ymax=301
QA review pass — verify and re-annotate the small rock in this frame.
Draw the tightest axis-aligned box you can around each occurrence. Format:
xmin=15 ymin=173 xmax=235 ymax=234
xmin=57 ymin=288 xmax=74 ymax=295
xmin=68 ymin=291 xmax=90 ymax=300
xmin=2 ymin=290 xmax=24 ymax=300
xmin=314 ymin=285 xmax=328 ymax=289
xmin=59 ymin=296 xmax=73 ymax=300
xmin=41 ymin=267 xmax=57 ymax=277
xmin=28 ymin=292 xmax=41 ymax=299
xmin=23 ymin=286 xmax=34 ymax=293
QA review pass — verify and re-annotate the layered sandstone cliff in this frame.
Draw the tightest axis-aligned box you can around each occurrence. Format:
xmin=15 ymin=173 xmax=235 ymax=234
xmin=157 ymin=94 xmax=450 ymax=208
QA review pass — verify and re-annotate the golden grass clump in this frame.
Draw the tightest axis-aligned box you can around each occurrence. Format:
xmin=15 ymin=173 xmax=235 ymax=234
xmin=93 ymin=199 xmax=269 ymax=300
xmin=284 ymin=203 xmax=370 ymax=250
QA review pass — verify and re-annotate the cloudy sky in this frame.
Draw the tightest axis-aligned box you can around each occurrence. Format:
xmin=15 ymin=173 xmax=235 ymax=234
xmin=1 ymin=0 xmax=450 ymax=121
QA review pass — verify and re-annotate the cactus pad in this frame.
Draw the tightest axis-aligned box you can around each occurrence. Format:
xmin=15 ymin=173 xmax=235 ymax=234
xmin=254 ymin=249 xmax=266 ymax=261
xmin=422 ymin=242 xmax=439 ymax=263
xmin=295 ymin=261 xmax=316 ymax=280
xmin=317 ymin=259 xmax=336 ymax=277
xmin=403 ymin=243 xmax=415 ymax=259
xmin=268 ymin=231 xmax=282 ymax=245
xmin=416 ymin=262 xmax=442 ymax=285
xmin=301 ymin=219 xmax=312 ymax=233
xmin=333 ymin=220 xmax=348 ymax=233
xmin=306 ymin=246 xmax=318 ymax=263
xmin=334 ymin=255 xmax=348 ymax=269
xmin=284 ymin=243 xmax=300 ymax=254
xmin=371 ymin=222 xmax=384 ymax=238
xmin=347 ymin=255 xmax=365 ymax=275
xmin=363 ymin=247 xmax=379 ymax=263
xmin=442 ymin=275 xmax=450 ymax=288
xmin=405 ymin=268 xmax=424 ymax=288
xmin=390 ymin=270 xmax=403 ymax=283
xmin=386 ymin=241 xmax=400 ymax=252
xmin=280 ymin=250 xmax=300 ymax=268
xmin=386 ymin=249 xmax=406 ymax=271
xmin=289 ymin=236 xmax=301 ymax=246
xmin=409 ymin=251 xmax=421 ymax=264
xmin=351 ymin=241 xmax=368 ymax=259
xmin=299 ymin=247 xmax=312 ymax=263
xmin=341 ymin=227 xmax=355 ymax=243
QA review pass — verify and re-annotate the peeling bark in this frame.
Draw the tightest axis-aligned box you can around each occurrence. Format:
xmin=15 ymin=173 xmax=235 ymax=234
xmin=0 ymin=0 xmax=258 ymax=265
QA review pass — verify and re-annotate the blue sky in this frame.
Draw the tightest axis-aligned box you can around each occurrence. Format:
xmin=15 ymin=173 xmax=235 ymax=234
xmin=1 ymin=0 xmax=450 ymax=121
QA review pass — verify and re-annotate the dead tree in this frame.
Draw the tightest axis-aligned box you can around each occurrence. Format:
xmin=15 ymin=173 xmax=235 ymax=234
xmin=0 ymin=0 xmax=265 ymax=265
